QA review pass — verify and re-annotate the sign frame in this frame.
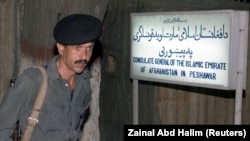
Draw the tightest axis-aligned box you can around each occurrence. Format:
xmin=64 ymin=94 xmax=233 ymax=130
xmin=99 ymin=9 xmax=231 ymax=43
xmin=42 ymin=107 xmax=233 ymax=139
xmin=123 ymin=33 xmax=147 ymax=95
xmin=130 ymin=10 xmax=248 ymax=90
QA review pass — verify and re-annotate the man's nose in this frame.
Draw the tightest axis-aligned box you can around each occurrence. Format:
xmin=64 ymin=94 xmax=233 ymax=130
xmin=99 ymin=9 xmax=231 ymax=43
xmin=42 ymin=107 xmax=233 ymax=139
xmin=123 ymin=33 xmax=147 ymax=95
xmin=79 ymin=48 xmax=88 ymax=59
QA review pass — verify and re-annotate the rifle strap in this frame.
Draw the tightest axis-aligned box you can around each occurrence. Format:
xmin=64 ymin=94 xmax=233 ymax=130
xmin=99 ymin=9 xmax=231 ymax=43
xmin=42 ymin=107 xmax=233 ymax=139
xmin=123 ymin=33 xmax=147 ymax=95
xmin=21 ymin=66 xmax=48 ymax=141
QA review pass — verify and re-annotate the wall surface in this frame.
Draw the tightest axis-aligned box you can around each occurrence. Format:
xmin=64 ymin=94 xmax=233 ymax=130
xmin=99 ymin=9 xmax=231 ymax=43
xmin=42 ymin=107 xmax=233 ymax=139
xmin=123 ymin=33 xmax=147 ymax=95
xmin=0 ymin=0 xmax=15 ymax=100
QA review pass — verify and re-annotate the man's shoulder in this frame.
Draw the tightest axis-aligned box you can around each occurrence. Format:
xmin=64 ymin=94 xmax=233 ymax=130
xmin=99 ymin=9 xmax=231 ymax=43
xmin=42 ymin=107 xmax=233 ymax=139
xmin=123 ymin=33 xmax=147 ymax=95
xmin=20 ymin=66 xmax=44 ymax=81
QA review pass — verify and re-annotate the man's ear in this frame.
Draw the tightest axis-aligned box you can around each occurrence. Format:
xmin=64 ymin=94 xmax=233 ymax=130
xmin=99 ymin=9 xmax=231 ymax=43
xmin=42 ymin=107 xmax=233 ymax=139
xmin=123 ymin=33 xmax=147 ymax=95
xmin=57 ymin=43 xmax=65 ymax=55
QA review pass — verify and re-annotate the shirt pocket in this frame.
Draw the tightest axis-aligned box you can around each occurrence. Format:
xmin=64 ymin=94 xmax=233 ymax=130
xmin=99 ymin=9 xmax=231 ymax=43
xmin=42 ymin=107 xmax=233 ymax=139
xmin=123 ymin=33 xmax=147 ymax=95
xmin=38 ymin=105 xmax=68 ymax=132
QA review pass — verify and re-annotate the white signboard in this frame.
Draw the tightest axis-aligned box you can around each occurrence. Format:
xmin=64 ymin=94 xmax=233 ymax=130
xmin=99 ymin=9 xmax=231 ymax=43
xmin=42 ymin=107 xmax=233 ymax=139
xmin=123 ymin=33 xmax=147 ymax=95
xmin=130 ymin=10 xmax=248 ymax=90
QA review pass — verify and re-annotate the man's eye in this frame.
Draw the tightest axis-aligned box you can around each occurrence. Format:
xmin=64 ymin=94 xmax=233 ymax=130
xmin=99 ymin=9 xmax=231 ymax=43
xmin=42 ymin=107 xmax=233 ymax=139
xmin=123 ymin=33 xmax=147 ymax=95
xmin=75 ymin=45 xmax=80 ymax=50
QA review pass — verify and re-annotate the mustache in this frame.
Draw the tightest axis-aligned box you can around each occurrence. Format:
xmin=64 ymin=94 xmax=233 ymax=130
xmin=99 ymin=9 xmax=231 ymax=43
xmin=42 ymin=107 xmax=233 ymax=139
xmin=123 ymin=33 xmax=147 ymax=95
xmin=74 ymin=59 xmax=88 ymax=64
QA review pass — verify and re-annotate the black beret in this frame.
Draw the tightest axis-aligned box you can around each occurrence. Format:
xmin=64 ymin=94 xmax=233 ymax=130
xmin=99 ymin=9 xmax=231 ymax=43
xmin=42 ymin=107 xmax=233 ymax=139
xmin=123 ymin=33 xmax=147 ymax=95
xmin=53 ymin=14 xmax=103 ymax=45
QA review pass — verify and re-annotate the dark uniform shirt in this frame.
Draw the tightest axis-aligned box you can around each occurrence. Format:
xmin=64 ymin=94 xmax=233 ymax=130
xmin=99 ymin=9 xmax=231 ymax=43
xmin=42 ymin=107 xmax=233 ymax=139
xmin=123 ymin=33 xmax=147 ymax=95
xmin=0 ymin=55 xmax=92 ymax=141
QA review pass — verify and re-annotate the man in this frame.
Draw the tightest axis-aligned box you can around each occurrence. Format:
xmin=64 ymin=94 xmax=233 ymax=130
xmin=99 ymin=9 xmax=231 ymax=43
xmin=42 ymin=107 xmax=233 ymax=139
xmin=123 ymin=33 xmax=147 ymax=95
xmin=0 ymin=13 xmax=103 ymax=141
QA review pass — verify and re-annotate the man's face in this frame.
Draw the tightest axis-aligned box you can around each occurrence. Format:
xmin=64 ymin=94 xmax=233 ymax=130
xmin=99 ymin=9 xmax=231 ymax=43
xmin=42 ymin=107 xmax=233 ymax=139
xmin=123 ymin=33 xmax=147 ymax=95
xmin=57 ymin=42 xmax=95 ymax=74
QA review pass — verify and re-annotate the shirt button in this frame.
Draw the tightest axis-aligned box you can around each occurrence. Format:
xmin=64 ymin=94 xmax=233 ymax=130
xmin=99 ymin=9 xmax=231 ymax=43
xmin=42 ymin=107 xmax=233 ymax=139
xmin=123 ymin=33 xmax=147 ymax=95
xmin=65 ymin=83 xmax=68 ymax=87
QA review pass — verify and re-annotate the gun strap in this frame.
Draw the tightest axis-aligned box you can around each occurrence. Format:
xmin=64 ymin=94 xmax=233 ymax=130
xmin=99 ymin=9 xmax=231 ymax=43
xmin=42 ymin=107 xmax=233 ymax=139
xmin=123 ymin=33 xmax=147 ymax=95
xmin=21 ymin=66 xmax=48 ymax=141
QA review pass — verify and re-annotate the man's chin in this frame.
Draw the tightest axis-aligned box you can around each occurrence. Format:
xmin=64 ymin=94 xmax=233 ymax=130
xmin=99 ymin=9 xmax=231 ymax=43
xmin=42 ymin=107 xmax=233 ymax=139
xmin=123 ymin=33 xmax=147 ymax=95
xmin=75 ymin=68 xmax=85 ymax=74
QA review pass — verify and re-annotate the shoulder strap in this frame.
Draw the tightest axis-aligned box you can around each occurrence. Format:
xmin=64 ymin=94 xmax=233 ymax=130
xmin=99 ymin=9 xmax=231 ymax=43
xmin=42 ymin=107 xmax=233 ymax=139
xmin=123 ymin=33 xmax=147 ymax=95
xmin=22 ymin=66 xmax=48 ymax=141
